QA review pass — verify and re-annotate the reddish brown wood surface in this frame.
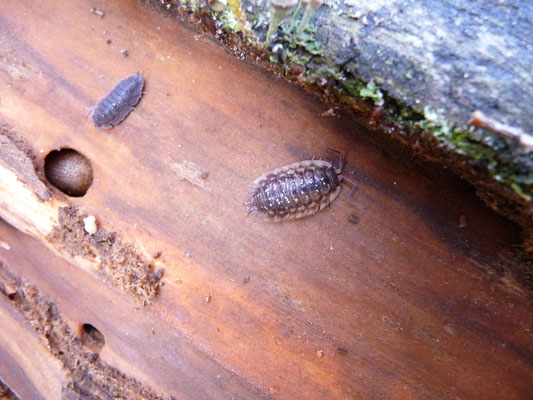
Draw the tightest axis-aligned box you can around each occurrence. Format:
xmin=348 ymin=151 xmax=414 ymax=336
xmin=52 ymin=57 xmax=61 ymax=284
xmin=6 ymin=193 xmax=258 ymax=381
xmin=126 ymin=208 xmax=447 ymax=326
xmin=0 ymin=0 xmax=532 ymax=399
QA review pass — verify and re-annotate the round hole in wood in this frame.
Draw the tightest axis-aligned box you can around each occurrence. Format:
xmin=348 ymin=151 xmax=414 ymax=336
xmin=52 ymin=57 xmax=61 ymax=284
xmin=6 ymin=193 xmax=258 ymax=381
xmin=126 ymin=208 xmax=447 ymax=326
xmin=44 ymin=149 xmax=93 ymax=197
xmin=80 ymin=323 xmax=105 ymax=352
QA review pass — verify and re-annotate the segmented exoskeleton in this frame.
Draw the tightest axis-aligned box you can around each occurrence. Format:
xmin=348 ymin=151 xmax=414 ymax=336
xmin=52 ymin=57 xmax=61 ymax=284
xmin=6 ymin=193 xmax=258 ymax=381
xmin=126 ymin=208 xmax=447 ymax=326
xmin=88 ymin=72 xmax=144 ymax=134
xmin=244 ymin=150 xmax=356 ymax=222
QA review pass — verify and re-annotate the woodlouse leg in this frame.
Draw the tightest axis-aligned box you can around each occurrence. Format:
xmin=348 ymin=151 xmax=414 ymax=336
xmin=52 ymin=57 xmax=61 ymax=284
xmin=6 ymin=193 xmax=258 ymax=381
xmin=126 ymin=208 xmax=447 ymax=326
xmin=242 ymin=201 xmax=255 ymax=216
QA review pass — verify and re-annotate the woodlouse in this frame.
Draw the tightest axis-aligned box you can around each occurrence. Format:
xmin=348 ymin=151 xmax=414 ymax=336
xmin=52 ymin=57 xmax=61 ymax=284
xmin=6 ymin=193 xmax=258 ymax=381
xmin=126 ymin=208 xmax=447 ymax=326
xmin=244 ymin=150 xmax=357 ymax=222
xmin=88 ymin=71 xmax=144 ymax=134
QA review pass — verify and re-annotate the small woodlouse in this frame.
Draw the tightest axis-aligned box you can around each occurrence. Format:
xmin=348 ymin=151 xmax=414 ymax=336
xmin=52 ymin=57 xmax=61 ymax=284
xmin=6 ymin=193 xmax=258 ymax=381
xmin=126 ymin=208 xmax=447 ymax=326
xmin=88 ymin=71 xmax=144 ymax=134
xmin=244 ymin=151 xmax=357 ymax=222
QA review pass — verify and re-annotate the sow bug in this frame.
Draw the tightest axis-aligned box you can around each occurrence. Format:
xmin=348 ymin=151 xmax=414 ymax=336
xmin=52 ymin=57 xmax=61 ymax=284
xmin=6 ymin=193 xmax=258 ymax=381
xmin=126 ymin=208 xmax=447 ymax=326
xmin=87 ymin=71 xmax=145 ymax=134
xmin=244 ymin=149 xmax=357 ymax=222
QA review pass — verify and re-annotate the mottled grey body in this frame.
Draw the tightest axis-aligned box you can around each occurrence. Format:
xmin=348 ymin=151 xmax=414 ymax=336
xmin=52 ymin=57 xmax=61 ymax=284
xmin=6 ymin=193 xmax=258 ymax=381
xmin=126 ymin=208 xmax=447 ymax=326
xmin=90 ymin=72 xmax=144 ymax=132
xmin=246 ymin=160 xmax=343 ymax=222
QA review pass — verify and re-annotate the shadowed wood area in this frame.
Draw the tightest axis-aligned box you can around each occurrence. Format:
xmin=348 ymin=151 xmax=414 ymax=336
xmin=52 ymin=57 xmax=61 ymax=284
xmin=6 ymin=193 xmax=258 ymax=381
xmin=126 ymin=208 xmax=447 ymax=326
xmin=0 ymin=0 xmax=532 ymax=399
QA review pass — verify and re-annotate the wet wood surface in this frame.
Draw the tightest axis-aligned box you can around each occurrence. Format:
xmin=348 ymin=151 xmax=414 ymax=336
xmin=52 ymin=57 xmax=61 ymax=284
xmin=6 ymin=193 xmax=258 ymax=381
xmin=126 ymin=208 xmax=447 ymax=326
xmin=0 ymin=0 xmax=532 ymax=399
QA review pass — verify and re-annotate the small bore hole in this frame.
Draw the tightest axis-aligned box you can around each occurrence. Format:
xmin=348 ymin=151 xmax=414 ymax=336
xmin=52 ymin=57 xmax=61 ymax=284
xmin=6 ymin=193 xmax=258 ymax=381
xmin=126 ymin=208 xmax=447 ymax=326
xmin=44 ymin=148 xmax=93 ymax=197
xmin=80 ymin=323 xmax=105 ymax=352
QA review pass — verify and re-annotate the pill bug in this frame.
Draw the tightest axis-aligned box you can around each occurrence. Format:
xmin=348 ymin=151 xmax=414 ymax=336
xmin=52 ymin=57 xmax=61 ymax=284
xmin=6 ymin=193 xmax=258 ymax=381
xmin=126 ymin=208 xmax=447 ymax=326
xmin=244 ymin=150 xmax=357 ymax=222
xmin=87 ymin=71 xmax=144 ymax=134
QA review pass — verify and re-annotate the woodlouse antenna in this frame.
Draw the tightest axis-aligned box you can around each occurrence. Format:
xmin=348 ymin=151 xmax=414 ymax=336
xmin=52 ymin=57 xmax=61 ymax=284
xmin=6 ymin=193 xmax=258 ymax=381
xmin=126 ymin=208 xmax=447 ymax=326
xmin=341 ymin=176 xmax=357 ymax=205
xmin=323 ymin=142 xmax=344 ymax=172
xmin=323 ymin=143 xmax=358 ymax=204
xmin=85 ymin=106 xmax=94 ymax=120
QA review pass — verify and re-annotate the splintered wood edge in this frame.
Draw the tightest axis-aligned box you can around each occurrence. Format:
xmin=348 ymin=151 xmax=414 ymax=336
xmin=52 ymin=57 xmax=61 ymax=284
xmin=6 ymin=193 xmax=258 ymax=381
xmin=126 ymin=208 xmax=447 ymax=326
xmin=0 ymin=135 xmax=163 ymax=305
xmin=0 ymin=154 xmax=59 ymax=237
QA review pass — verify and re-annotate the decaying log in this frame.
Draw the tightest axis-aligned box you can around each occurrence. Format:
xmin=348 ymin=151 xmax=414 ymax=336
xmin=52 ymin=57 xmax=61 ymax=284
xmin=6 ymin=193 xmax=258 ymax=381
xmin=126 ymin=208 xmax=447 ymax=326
xmin=146 ymin=0 xmax=533 ymax=236
xmin=0 ymin=0 xmax=532 ymax=399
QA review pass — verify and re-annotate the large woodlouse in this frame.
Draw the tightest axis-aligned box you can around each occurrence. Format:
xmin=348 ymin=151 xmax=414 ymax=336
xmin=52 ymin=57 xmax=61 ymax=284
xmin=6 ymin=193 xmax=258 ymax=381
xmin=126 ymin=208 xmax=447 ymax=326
xmin=88 ymin=72 xmax=144 ymax=134
xmin=244 ymin=150 xmax=357 ymax=222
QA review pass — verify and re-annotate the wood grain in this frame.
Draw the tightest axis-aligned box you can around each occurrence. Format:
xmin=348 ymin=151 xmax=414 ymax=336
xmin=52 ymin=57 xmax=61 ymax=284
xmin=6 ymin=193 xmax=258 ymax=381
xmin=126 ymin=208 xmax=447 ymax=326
xmin=0 ymin=0 xmax=532 ymax=399
xmin=0 ymin=295 xmax=65 ymax=400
